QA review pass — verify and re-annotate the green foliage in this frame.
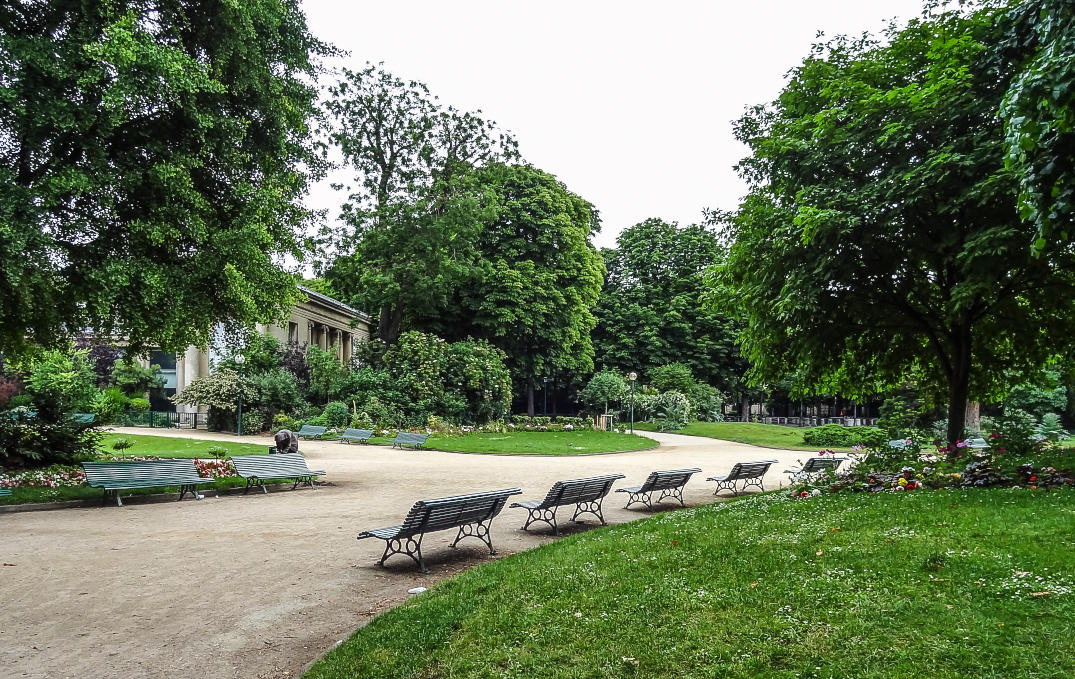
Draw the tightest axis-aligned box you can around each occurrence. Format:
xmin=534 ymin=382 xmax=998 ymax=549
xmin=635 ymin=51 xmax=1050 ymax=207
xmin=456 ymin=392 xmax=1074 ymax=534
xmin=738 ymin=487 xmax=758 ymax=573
xmin=110 ymin=437 xmax=133 ymax=452
xmin=593 ymin=218 xmax=746 ymax=395
xmin=245 ymin=368 xmax=302 ymax=419
xmin=0 ymin=410 xmax=100 ymax=468
xmin=172 ymin=369 xmax=258 ymax=412
xmin=306 ymin=346 xmax=349 ymax=405
xmin=0 ymin=0 xmax=331 ymax=358
xmin=688 ymin=383 xmax=725 ymax=422
xmin=323 ymin=401 xmax=350 ymax=429
xmin=649 ymin=362 xmax=695 ymax=394
xmin=239 ymin=411 xmax=265 ymax=435
xmin=109 ymin=360 xmax=164 ymax=397
xmin=91 ymin=387 xmax=129 ymax=424
xmin=579 ymin=370 xmax=627 ymax=415
xmin=802 ymin=424 xmax=888 ymax=448
xmin=127 ymin=397 xmax=150 ymax=412
xmin=877 ymin=386 xmax=927 ymax=438
xmin=23 ymin=348 xmax=96 ymax=418
xmin=1004 ymin=368 xmax=1067 ymax=420
xmin=1037 ymin=412 xmax=1068 ymax=442
xmin=997 ymin=0 xmax=1075 ymax=249
xmin=715 ymin=5 xmax=1075 ymax=444
xmin=238 ymin=333 xmax=285 ymax=375
xmin=993 ymin=408 xmax=1040 ymax=458
xmin=322 ymin=63 xmax=518 ymax=343
xmin=653 ymin=390 xmax=691 ymax=431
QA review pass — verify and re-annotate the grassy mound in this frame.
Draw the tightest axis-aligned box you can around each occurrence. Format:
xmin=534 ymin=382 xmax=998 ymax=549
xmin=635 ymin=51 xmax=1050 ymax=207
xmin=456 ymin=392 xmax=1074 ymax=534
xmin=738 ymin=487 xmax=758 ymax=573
xmin=308 ymin=488 xmax=1075 ymax=678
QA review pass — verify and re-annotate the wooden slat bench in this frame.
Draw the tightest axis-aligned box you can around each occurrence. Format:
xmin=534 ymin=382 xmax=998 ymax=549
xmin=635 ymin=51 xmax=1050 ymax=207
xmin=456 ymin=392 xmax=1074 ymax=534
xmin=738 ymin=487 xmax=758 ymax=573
xmin=339 ymin=428 xmax=374 ymax=444
xmin=510 ymin=474 xmax=625 ymax=535
xmin=707 ymin=460 xmax=777 ymax=497
xmin=391 ymin=432 xmax=429 ymax=450
xmin=357 ymin=488 xmax=522 ymax=572
xmin=229 ymin=453 xmax=326 ymax=494
xmin=784 ymin=456 xmax=846 ymax=482
xmin=296 ymin=425 xmax=328 ymax=440
xmin=82 ymin=460 xmax=214 ymax=507
xmin=616 ymin=468 xmax=702 ymax=510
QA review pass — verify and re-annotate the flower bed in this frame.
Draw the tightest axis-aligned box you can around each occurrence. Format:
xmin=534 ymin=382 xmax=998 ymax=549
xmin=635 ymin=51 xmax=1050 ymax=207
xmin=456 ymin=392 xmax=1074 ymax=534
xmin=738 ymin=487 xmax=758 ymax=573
xmin=0 ymin=464 xmax=87 ymax=489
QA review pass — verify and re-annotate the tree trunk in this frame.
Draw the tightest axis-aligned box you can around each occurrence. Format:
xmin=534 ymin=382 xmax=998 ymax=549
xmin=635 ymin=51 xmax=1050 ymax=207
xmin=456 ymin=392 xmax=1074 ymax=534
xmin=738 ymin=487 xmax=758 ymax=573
xmin=946 ymin=326 xmax=973 ymax=445
xmin=378 ymin=304 xmax=405 ymax=344
xmin=741 ymin=396 xmax=750 ymax=422
xmin=965 ymin=401 xmax=980 ymax=433
xmin=526 ymin=380 xmax=535 ymax=417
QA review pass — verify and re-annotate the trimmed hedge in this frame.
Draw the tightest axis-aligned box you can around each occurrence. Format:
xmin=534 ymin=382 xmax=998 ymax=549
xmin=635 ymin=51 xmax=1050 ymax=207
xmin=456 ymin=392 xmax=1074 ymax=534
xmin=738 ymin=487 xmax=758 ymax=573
xmin=802 ymin=424 xmax=887 ymax=448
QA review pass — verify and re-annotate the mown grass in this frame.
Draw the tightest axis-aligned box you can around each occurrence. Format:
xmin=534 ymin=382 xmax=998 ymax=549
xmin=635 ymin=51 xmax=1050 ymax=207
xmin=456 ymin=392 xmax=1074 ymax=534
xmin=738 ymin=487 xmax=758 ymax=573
xmin=635 ymin=420 xmax=854 ymax=452
xmin=421 ymin=431 xmax=659 ymax=455
xmin=308 ymin=488 xmax=1075 ymax=679
xmin=99 ymin=432 xmax=269 ymax=458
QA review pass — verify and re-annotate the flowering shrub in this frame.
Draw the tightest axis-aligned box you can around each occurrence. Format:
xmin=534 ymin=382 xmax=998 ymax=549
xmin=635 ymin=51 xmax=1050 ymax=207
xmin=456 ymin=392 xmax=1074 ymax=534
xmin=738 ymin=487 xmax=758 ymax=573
xmin=193 ymin=458 xmax=236 ymax=479
xmin=0 ymin=464 xmax=87 ymax=489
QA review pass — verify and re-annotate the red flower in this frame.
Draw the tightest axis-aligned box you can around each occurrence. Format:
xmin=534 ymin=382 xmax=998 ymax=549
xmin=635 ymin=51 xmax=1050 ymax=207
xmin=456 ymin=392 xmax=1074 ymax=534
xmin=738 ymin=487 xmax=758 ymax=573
xmin=1029 ymin=476 xmax=1037 ymax=482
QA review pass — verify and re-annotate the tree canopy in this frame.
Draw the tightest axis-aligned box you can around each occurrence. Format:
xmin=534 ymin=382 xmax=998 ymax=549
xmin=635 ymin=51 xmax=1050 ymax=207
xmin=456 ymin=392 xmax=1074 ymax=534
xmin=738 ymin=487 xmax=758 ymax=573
xmin=0 ymin=1 xmax=331 ymax=358
xmin=592 ymin=218 xmax=745 ymax=394
xmin=714 ymin=4 xmax=1075 ymax=444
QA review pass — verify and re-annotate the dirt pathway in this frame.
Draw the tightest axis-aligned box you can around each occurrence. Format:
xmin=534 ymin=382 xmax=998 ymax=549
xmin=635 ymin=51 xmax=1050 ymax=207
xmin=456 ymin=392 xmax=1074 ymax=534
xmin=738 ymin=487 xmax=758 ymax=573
xmin=0 ymin=428 xmax=814 ymax=678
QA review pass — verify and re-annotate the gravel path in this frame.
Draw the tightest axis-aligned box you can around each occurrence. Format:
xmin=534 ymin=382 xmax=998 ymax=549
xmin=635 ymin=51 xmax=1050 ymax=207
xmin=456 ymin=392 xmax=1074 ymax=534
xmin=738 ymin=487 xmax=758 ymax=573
xmin=0 ymin=428 xmax=812 ymax=678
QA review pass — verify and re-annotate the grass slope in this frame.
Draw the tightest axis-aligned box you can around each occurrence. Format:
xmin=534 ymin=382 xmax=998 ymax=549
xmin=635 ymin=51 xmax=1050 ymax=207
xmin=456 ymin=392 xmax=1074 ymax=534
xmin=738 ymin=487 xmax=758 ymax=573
xmin=423 ymin=431 xmax=659 ymax=455
xmin=100 ymin=432 xmax=269 ymax=458
xmin=308 ymin=488 xmax=1075 ymax=679
xmin=636 ymin=421 xmax=854 ymax=452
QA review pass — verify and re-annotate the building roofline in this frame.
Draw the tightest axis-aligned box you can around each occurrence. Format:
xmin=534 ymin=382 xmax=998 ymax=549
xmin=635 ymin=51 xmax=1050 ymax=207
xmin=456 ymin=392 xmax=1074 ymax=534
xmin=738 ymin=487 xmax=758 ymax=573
xmin=297 ymin=285 xmax=373 ymax=323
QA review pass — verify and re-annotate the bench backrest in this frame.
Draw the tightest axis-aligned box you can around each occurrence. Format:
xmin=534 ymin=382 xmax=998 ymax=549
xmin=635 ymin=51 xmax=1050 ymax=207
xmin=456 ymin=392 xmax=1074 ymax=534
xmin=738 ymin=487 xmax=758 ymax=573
xmin=639 ymin=468 xmax=703 ymax=492
xmin=965 ymin=437 xmax=989 ymax=449
xmin=397 ymin=488 xmax=521 ymax=537
xmin=230 ymin=453 xmax=315 ymax=478
xmin=539 ymin=474 xmax=625 ymax=508
xmin=82 ymin=459 xmax=203 ymax=485
xmin=72 ymin=413 xmax=95 ymax=423
xmin=887 ymin=439 xmax=911 ymax=450
xmin=801 ymin=456 xmax=842 ymax=472
xmin=342 ymin=428 xmax=374 ymax=439
xmin=726 ymin=461 xmax=775 ymax=480
xmin=297 ymin=425 xmax=327 ymax=437
xmin=394 ymin=432 xmax=429 ymax=444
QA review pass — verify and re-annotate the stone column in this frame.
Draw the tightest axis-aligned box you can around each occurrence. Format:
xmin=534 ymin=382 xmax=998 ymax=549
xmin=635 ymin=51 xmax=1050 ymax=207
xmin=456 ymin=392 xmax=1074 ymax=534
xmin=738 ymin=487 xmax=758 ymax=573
xmin=342 ymin=332 xmax=352 ymax=363
xmin=308 ymin=321 xmax=315 ymax=346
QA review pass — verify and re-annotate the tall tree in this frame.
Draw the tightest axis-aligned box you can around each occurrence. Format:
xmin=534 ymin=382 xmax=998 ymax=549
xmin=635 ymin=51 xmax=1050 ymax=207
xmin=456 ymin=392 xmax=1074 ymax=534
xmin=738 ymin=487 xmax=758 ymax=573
xmin=592 ymin=218 xmax=745 ymax=395
xmin=453 ymin=164 xmax=605 ymax=415
xmin=997 ymin=0 xmax=1075 ymax=250
xmin=714 ymin=5 xmax=1075 ymax=444
xmin=0 ymin=0 xmax=330 ymax=358
xmin=322 ymin=63 xmax=518 ymax=342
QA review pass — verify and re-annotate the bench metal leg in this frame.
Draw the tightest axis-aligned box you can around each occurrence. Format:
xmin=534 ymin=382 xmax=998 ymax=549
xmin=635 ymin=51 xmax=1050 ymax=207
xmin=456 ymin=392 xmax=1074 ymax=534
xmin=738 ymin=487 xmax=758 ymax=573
xmin=178 ymin=484 xmax=204 ymax=501
xmin=103 ymin=489 xmax=123 ymax=507
xmin=378 ymin=536 xmax=427 ymax=573
xmin=573 ymin=499 xmax=608 ymax=525
xmin=622 ymin=491 xmax=653 ymax=510
xmin=452 ymin=520 xmax=497 ymax=555
xmin=656 ymin=486 xmax=686 ymax=507
xmin=521 ymin=507 xmax=560 ymax=535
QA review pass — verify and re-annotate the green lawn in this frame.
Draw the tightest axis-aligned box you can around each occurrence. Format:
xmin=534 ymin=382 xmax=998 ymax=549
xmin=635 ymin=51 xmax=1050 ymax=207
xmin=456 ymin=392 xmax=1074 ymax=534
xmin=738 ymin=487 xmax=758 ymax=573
xmin=100 ymin=432 xmax=269 ymax=458
xmin=635 ymin=420 xmax=854 ymax=452
xmin=307 ymin=488 xmax=1075 ymax=679
xmin=421 ymin=431 xmax=659 ymax=455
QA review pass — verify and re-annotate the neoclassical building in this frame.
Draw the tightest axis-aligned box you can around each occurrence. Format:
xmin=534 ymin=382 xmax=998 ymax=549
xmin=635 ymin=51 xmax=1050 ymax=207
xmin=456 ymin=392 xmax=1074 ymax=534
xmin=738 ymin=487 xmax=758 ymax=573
xmin=152 ymin=286 xmax=372 ymax=413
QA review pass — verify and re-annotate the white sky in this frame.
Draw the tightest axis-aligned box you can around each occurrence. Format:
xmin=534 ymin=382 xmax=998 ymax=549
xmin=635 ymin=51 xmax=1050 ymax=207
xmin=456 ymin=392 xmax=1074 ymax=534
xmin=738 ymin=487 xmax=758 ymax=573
xmin=302 ymin=0 xmax=926 ymax=249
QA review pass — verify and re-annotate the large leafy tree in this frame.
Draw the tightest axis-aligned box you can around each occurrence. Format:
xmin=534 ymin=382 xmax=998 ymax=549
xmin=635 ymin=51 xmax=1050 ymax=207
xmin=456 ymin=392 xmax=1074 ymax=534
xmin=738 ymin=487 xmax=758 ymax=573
xmin=322 ymin=64 xmax=518 ymax=343
xmin=0 ymin=1 xmax=330 ymax=358
xmin=997 ymin=0 xmax=1075 ymax=250
xmin=715 ymin=5 xmax=1075 ymax=444
xmin=592 ymin=218 xmax=745 ymax=395
xmin=452 ymin=163 xmax=605 ymax=415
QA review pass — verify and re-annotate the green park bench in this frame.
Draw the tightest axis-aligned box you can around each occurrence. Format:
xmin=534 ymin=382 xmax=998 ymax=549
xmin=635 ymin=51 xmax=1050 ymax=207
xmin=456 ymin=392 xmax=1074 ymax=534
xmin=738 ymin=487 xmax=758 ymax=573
xmin=229 ymin=453 xmax=325 ymax=494
xmin=72 ymin=413 xmax=96 ymax=423
xmin=616 ymin=468 xmax=703 ymax=510
xmin=296 ymin=425 xmax=328 ymax=439
xmin=784 ymin=456 xmax=846 ymax=482
xmin=339 ymin=428 xmax=374 ymax=444
xmin=510 ymin=474 xmax=625 ymax=535
xmin=82 ymin=460 xmax=215 ymax=507
xmin=357 ymin=488 xmax=521 ymax=572
xmin=707 ymin=460 xmax=777 ymax=496
xmin=0 ymin=488 xmax=11 ymax=497
xmin=391 ymin=432 xmax=429 ymax=450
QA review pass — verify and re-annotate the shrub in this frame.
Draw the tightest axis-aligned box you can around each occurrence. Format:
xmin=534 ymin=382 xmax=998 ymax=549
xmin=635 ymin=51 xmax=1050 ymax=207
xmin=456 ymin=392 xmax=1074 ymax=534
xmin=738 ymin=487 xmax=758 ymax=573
xmin=649 ymin=363 xmax=695 ymax=394
xmin=246 ymin=368 xmax=302 ymax=418
xmin=0 ymin=412 xmax=101 ymax=468
xmin=128 ymin=397 xmax=150 ymax=412
xmin=555 ymin=416 xmax=590 ymax=430
xmin=206 ymin=445 xmax=229 ymax=460
xmin=654 ymin=391 xmax=691 ymax=431
xmin=803 ymin=424 xmax=888 ymax=448
xmin=91 ymin=388 xmax=129 ymax=424
xmin=690 ymin=383 xmax=725 ymax=422
xmin=110 ymin=360 xmax=164 ymax=396
xmin=110 ymin=437 xmax=133 ymax=452
xmin=24 ymin=348 xmax=96 ymax=417
xmin=273 ymin=413 xmax=302 ymax=432
xmin=0 ymin=376 xmax=21 ymax=410
xmin=239 ymin=410 xmax=265 ymax=434
xmin=579 ymin=371 xmax=627 ymax=415
xmin=323 ymin=401 xmax=350 ymax=428
xmin=1037 ymin=413 xmax=1068 ymax=442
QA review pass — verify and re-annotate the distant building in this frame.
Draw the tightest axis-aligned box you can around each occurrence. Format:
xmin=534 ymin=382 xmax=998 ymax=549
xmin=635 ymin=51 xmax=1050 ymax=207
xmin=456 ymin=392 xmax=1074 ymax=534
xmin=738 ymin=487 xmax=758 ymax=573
xmin=151 ymin=286 xmax=372 ymax=413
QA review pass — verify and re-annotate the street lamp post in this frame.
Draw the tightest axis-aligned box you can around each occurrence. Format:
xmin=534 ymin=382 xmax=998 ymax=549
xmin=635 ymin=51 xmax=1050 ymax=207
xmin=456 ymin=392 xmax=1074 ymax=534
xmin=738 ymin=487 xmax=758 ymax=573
xmin=543 ymin=376 xmax=548 ymax=417
xmin=235 ymin=354 xmax=246 ymax=436
xmin=628 ymin=372 xmax=638 ymax=435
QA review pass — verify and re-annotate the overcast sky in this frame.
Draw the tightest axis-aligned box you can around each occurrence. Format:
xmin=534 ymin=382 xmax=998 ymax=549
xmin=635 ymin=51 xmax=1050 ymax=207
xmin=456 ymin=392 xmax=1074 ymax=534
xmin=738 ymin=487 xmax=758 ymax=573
xmin=302 ymin=0 xmax=927 ymax=249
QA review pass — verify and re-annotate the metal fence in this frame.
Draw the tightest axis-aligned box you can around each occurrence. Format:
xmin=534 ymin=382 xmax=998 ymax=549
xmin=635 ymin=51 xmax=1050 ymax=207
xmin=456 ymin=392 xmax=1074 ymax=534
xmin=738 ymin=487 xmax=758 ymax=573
xmin=119 ymin=411 xmax=206 ymax=429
